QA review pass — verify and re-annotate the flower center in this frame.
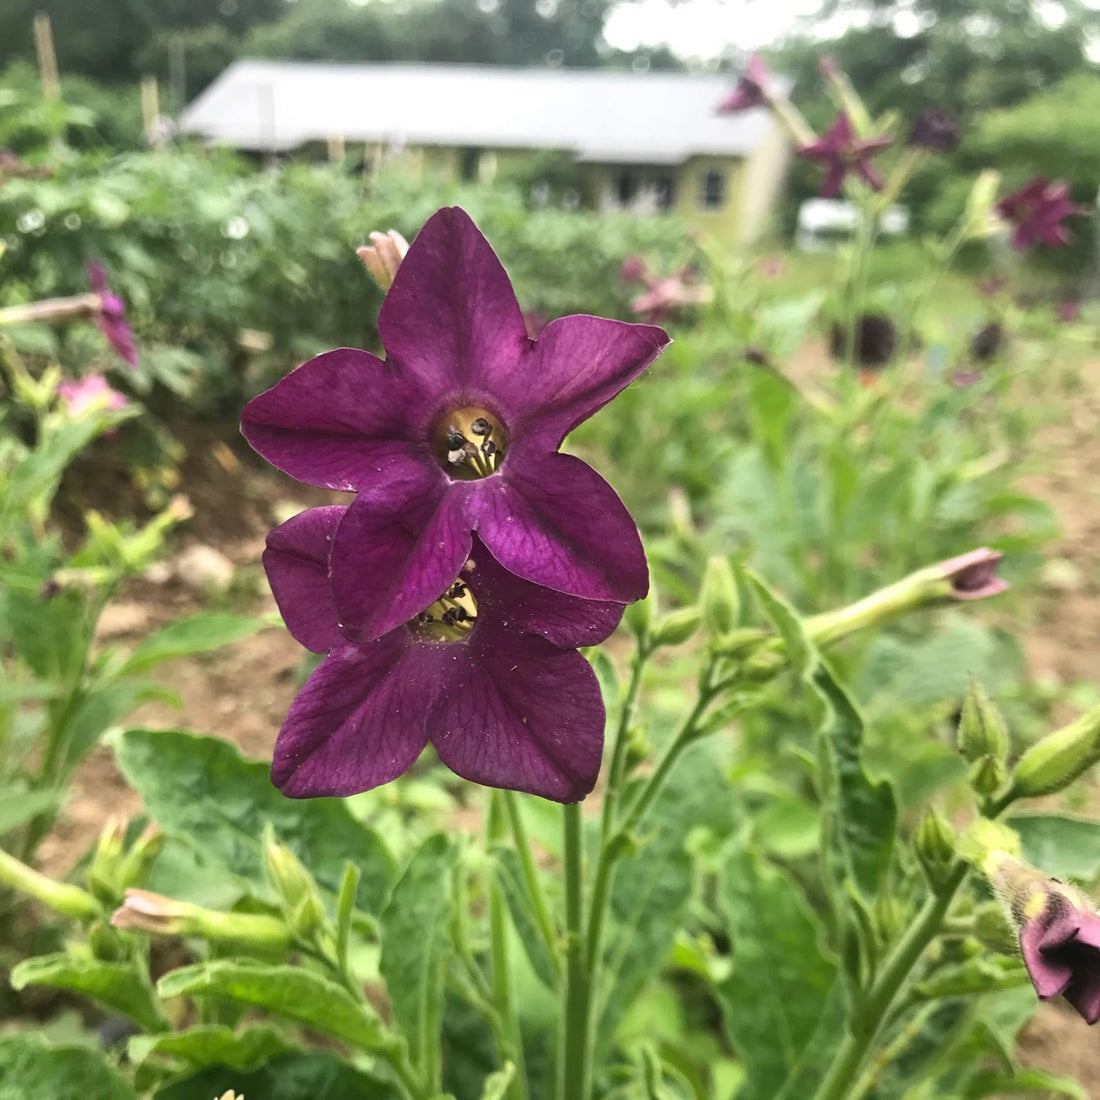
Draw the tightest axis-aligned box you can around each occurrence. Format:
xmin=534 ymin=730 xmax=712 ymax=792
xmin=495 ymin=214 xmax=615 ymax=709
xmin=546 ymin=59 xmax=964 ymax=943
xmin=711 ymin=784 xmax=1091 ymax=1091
xmin=432 ymin=406 xmax=508 ymax=480
xmin=409 ymin=574 xmax=478 ymax=642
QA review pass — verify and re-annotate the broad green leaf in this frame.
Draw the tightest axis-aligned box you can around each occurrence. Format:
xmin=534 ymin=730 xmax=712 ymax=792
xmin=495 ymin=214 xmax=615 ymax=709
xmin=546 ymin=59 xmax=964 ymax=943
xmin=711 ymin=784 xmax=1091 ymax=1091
xmin=128 ymin=1023 xmax=296 ymax=1072
xmin=1009 ymin=813 xmax=1100 ymax=880
xmin=121 ymin=613 xmax=266 ymax=674
xmin=598 ymin=740 xmax=737 ymax=1050
xmin=153 ymin=1052 xmax=401 ymax=1100
xmin=751 ymin=794 xmax=820 ymax=859
xmin=5 ymin=587 xmax=88 ymax=681
xmin=0 ymin=787 xmax=60 ymax=837
xmin=964 ymin=1067 xmax=1086 ymax=1099
xmin=64 ymin=680 xmax=176 ymax=770
xmin=715 ymin=846 xmax=837 ymax=1100
xmin=157 ymin=960 xmax=386 ymax=1050
xmin=11 ymin=953 xmax=167 ymax=1033
xmin=380 ymin=833 xmax=458 ymax=1086
xmin=490 ymin=846 xmax=557 ymax=988
xmin=113 ymin=729 xmax=394 ymax=912
xmin=0 ymin=1035 xmax=136 ymax=1100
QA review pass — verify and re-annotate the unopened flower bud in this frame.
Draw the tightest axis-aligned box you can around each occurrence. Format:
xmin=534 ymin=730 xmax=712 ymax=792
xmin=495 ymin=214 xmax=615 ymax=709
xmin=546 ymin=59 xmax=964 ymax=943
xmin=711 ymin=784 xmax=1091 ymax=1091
xmin=701 ymin=556 xmax=739 ymax=640
xmin=1007 ymin=704 xmax=1100 ymax=801
xmin=652 ymin=605 xmax=702 ymax=647
xmin=356 ymin=229 xmax=409 ymax=291
xmin=0 ymin=848 xmax=99 ymax=921
xmin=111 ymin=888 xmax=294 ymax=950
xmin=956 ymin=679 xmax=1009 ymax=763
xmin=972 ymin=901 xmax=1017 ymax=955
xmin=914 ymin=807 xmax=957 ymax=889
xmin=623 ymin=592 xmax=657 ymax=643
xmin=87 ymin=919 xmax=125 ymax=962
xmin=967 ymin=755 xmax=1007 ymax=798
xmin=117 ymin=823 xmax=165 ymax=890
xmin=88 ymin=816 xmax=128 ymax=905
xmin=262 ymin=825 xmax=327 ymax=940
xmin=624 ymin=723 xmax=650 ymax=770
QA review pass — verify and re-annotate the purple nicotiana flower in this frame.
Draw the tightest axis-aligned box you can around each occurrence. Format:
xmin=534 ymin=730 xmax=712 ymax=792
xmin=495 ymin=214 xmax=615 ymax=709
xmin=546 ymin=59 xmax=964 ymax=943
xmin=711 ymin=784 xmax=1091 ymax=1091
xmin=936 ymin=548 xmax=1008 ymax=600
xmin=908 ymin=108 xmax=959 ymax=153
xmin=57 ymin=374 xmax=128 ymax=416
xmin=798 ymin=113 xmax=893 ymax=199
xmin=87 ymin=262 xmax=139 ymax=369
xmin=716 ymin=53 xmax=773 ymax=114
xmin=242 ymin=207 xmax=669 ymax=644
xmin=996 ymin=179 xmax=1089 ymax=252
xmin=264 ymin=506 xmax=623 ymax=802
xmin=992 ymin=855 xmax=1100 ymax=1024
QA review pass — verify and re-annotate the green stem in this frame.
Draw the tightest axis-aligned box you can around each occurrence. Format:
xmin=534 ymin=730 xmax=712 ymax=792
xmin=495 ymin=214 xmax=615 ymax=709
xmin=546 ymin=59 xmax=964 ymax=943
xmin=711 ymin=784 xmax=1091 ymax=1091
xmin=503 ymin=790 xmax=560 ymax=979
xmin=808 ymin=862 xmax=968 ymax=1100
xmin=559 ymin=801 xmax=590 ymax=1100
xmin=488 ymin=792 xmax=529 ymax=1100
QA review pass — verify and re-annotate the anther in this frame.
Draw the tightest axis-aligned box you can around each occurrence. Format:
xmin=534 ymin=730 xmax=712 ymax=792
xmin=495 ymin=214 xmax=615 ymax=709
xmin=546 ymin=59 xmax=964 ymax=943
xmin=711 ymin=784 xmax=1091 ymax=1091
xmin=447 ymin=448 xmax=468 ymax=465
xmin=416 ymin=611 xmax=435 ymax=625
xmin=448 ymin=582 xmax=467 ymax=598
xmin=470 ymin=417 xmax=491 ymax=436
xmin=446 ymin=427 xmax=466 ymax=450
xmin=481 ymin=440 xmax=497 ymax=456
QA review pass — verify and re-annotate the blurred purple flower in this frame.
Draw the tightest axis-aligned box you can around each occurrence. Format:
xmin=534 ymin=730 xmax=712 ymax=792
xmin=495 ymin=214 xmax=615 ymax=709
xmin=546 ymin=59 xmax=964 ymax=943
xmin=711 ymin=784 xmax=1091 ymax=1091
xmin=57 ymin=374 xmax=128 ymax=417
xmin=242 ymin=206 xmax=668 ymax=644
xmin=265 ymin=508 xmax=622 ymax=802
xmin=996 ymin=179 xmax=1089 ymax=251
xmin=970 ymin=321 xmax=1004 ymax=362
xmin=936 ymin=548 xmax=1007 ymax=600
xmin=797 ymin=113 xmax=893 ymax=198
xmin=87 ymin=262 xmax=138 ymax=368
xmin=620 ymin=255 xmax=648 ymax=285
xmin=717 ymin=53 xmax=773 ymax=114
xmin=908 ymin=108 xmax=959 ymax=153
xmin=948 ymin=368 xmax=983 ymax=389
xmin=1057 ymin=299 xmax=1081 ymax=323
xmin=992 ymin=856 xmax=1100 ymax=1024
xmin=630 ymin=272 xmax=712 ymax=324
xmin=828 ymin=313 xmax=897 ymax=369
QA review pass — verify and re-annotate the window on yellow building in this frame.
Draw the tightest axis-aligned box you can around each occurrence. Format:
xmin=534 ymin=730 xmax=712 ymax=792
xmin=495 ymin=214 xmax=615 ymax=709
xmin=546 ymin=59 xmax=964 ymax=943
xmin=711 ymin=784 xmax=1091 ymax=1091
xmin=699 ymin=169 xmax=725 ymax=209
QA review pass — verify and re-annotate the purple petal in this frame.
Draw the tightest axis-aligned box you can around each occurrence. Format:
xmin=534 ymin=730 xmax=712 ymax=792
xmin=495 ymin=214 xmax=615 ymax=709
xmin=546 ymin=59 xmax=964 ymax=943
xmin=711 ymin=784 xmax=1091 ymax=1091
xmin=467 ymin=536 xmax=625 ymax=648
xmin=1021 ymin=895 xmax=1078 ymax=999
xmin=819 ymin=163 xmax=846 ymax=199
xmin=329 ymin=468 xmax=473 ymax=644
xmin=263 ymin=506 xmax=345 ymax=653
xmin=272 ymin=639 xmax=437 ymax=797
xmin=241 ymin=348 xmax=435 ymax=491
xmin=505 ymin=314 xmax=669 ymax=449
xmin=378 ymin=207 xmax=528 ymax=395
xmin=474 ymin=451 xmax=648 ymax=604
xmin=428 ymin=635 xmax=605 ymax=802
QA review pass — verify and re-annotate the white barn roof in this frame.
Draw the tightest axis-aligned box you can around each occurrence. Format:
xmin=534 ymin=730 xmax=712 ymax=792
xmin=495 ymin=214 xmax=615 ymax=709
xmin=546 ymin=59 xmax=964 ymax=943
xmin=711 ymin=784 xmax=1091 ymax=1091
xmin=179 ymin=60 xmax=775 ymax=163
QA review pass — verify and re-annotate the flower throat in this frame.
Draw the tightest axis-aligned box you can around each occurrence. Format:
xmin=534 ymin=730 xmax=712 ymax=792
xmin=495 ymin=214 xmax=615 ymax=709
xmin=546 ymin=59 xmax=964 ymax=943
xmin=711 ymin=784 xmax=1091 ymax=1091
xmin=410 ymin=576 xmax=478 ymax=641
xmin=433 ymin=406 xmax=507 ymax=480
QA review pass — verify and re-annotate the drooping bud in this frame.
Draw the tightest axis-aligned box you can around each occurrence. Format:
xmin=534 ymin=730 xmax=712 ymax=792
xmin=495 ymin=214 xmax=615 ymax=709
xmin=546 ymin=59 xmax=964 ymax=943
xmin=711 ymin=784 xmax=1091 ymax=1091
xmin=356 ymin=229 xmax=409 ymax=291
xmin=0 ymin=847 xmax=99 ymax=922
xmin=913 ymin=806 xmax=957 ymax=891
xmin=262 ymin=825 xmax=327 ymax=940
xmin=701 ymin=556 xmax=739 ymax=640
xmin=111 ymin=888 xmax=294 ymax=950
xmin=1008 ymin=704 xmax=1100 ymax=801
xmin=652 ymin=605 xmax=702 ymax=648
xmin=956 ymin=679 xmax=1009 ymax=763
xmin=935 ymin=548 xmax=1008 ymax=601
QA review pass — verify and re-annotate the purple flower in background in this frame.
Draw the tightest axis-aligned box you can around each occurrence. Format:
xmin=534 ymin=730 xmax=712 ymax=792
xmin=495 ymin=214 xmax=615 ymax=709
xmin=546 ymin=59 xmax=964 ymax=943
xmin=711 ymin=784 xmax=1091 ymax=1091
xmin=1057 ymin=299 xmax=1081 ymax=323
xmin=87 ymin=262 xmax=138 ymax=368
xmin=630 ymin=271 xmax=712 ymax=325
xmin=908 ymin=108 xmax=959 ymax=153
xmin=620 ymin=254 xmax=648 ymax=285
xmin=265 ymin=507 xmax=623 ymax=802
xmin=991 ymin=855 xmax=1100 ymax=1024
xmin=242 ymin=207 xmax=668 ymax=644
xmin=797 ymin=113 xmax=893 ymax=198
xmin=936 ymin=548 xmax=1008 ymax=601
xmin=716 ymin=53 xmax=773 ymax=114
xmin=57 ymin=374 xmax=128 ymax=416
xmin=996 ymin=179 xmax=1088 ymax=251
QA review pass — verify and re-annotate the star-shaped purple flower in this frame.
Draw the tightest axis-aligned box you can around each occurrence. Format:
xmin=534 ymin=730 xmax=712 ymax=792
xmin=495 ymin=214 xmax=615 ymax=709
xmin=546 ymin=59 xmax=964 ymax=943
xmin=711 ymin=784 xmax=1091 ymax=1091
xmin=57 ymin=373 xmax=128 ymax=416
xmin=797 ymin=113 xmax=893 ymax=198
xmin=265 ymin=506 xmax=623 ymax=802
xmin=242 ymin=207 xmax=669 ymax=644
xmin=716 ymin=53 xmax=773 ymax=114
xmin=87 ymin=262 xmax=138 ymax=369
xmin=996 ymin=179 xmax=1089 ymax=252
xmin=1008 ymin=877 xmax=1100 ymax=1025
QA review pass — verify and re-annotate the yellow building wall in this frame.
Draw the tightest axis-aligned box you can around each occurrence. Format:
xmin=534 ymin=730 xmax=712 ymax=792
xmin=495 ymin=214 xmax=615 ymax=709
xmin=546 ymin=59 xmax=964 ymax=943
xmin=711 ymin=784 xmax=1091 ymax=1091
xmin=674 ymin=157 xmax=744 ymax=243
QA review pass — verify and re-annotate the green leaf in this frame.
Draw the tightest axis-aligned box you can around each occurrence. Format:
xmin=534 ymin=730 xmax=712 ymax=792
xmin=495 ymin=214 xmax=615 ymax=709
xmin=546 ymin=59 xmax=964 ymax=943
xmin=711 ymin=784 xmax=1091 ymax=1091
xmin=0 ymin=787 xmax=60 ymax=837
xmin=112 ymin=729 xmax=394 ymax=912
xmin=153 ymin=1052 xmax=401 ymax=1100
xmin=156 ymin=960 xmax=386 ymax=1050
xmin=964 ymin=1067 xmax=1086 ymax=1099
xmin=128 ymin=1023 xmax=296 ymax=1072
xmin=1009 ymin=813 xmax=1100 ymax=880
xmin=121 ymin=613 xmax=266 ymax=674
xmin=0 ymin=1035 xmax=136 ymax=1100
xmin=11 ymin=953 xmax=167 ymax=1033
xmin=379 ymin=833 xmax=458 ymax=1086
xmin=490 ymin=846 xmax=557 ymax=988
xmin=64 ymin=680 xmax=175 ymax=771
xmin=715 ymin=846 xmax=837 ymax=1100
